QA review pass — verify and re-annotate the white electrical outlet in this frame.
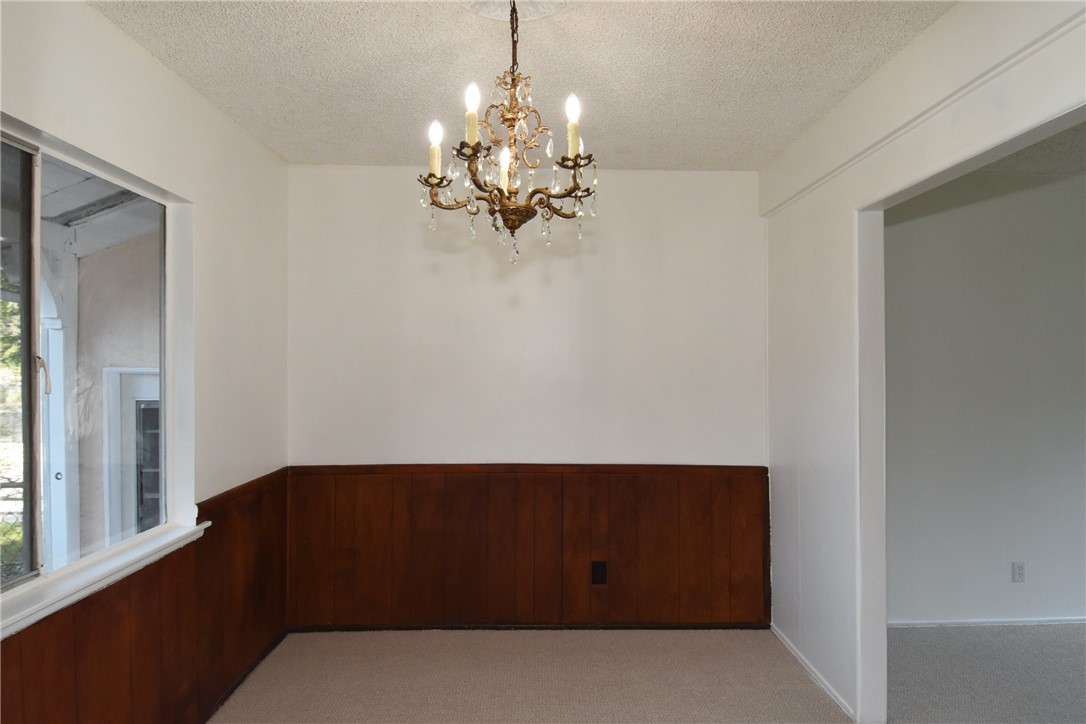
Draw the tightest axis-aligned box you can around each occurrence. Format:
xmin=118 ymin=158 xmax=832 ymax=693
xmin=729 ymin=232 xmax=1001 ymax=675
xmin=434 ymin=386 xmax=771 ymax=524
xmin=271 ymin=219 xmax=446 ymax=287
xmin=1012 ymin=561 xmax=1026 ymax=583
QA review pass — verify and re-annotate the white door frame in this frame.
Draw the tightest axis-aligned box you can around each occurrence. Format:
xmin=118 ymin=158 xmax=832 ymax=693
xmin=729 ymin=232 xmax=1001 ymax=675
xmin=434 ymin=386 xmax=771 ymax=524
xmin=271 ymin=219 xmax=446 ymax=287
xmin=853 ymin=109 xmax=1085 ymax=722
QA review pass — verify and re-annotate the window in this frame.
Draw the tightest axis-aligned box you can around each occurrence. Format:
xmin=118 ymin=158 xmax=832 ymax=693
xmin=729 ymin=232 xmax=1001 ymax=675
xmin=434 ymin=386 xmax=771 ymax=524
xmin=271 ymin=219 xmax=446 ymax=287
xmin=0 ymin=138 xmax=36 ymax=586
xmin=1 ymin=137 xmax=168 ymax=589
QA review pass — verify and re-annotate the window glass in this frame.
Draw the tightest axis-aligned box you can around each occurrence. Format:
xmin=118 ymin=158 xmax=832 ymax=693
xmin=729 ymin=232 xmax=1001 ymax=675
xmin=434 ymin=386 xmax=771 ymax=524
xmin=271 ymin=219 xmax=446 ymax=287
xmin=0 ymin=141 xmax=36 ymax=586
xmin=1 ymin=141 xmax=169 ymax=591
xmin=37 ymin=155 xmax=166 ymax=572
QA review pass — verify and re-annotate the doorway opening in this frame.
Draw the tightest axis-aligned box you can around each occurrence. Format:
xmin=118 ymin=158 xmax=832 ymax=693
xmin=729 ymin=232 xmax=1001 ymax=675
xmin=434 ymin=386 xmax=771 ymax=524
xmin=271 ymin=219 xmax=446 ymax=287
xmin=868 ymin=121 xmax=1085 ymax=722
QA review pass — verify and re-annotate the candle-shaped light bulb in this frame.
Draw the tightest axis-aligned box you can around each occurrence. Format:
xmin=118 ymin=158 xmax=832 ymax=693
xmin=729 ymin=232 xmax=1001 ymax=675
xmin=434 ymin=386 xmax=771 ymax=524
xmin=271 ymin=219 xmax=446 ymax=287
xmin=429 ymin=120 xmax=443 ymax=147
xmin=464 ymin=83 xmax=481 ymax=144
xmin=498 ymin=146 xmax=511 ymax=192
xmin=565 ymin=94 xmax=581 ymax=158
xmin=428 ymin=121 xmax=443 ymax=176
xmin=565 ymin=94 xmax=581 ymax=123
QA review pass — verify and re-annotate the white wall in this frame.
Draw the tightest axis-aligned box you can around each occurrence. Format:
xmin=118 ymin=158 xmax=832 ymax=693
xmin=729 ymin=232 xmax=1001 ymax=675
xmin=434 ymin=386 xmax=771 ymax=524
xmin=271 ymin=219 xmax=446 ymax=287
xmin=1 ymin=1 xmax=289 ymax=500
xmin=885 ymin=171 xmax=1085 ymax=624
xmin=288 ymin=167 xmax=765 ymax=465
xmin=761 ymin=3 xmax=1085 ymax=720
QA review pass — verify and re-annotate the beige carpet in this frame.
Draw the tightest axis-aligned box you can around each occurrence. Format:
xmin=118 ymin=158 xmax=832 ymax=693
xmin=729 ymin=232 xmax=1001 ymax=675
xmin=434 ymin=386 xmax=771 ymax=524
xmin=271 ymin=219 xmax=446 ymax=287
xmin=888 ymin=623 xmax=1086 ymax=723
xmin=211 ymin=630 xmax=849 ymax=723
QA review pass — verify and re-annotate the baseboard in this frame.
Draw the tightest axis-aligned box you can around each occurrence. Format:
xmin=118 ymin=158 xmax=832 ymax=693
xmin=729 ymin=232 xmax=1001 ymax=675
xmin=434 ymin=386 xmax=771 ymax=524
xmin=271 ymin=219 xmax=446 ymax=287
xmin=888 ymin=616 xmax=1086 ymax=628
xmin=771 ymin=624 xmax=855 ymax=722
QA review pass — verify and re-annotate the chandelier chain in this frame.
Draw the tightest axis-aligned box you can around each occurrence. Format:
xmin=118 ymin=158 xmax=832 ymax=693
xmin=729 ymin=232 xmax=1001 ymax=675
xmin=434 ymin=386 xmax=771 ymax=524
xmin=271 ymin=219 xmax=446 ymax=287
xmin=509 ymin=0 xmax=519 ymax=74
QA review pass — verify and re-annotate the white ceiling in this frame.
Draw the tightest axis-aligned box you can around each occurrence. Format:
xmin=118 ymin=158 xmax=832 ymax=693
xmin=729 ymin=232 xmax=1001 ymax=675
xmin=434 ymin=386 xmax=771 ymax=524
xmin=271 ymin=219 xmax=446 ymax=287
xmin=92 ymin=1 xmax=952 ymax=170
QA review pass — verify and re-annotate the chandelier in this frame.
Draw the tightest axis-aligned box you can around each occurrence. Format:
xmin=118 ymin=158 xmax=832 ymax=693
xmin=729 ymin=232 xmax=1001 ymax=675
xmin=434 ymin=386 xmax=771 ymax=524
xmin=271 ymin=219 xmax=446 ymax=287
xmin=419 ymin=0 xmax=597 ymax=264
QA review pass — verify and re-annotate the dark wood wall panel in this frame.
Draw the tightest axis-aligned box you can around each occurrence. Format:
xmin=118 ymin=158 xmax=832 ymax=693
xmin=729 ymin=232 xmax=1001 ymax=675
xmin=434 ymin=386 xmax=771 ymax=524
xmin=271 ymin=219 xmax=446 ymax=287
xmin=532 ymin=474 xmax=564 ymax=624
xmin=129 ymin=564 xmax=164 ymax=723
xmin=608 ymin=474 xmax=640 ymax=623
xmin=408 ymin=474 xmax=446 ymax=624
xmin=74 ymin=581 xmax=133 ymax=723
xmin=0 ymin=467 xmax=289 ymax=724
xmin=679 ymin=471 xmax=713 ymax=623
xmin=289 ymin=465 xmax=765 ymax=630
xmin=711 ymin=475 xmax=733 ymax=621
xmin=562 ymin=473 xmax=591 ymax=624
xmin=288 ymin=464 xmax=768 ymax=629
xmin=333 ymin=475 xmax=357 ymax=624
xmin=588 ymin=473 xmax=610 ymax=623
xmin=355 ymin=474 xmax=393 ymax=625
xmin=486 ymin=474 xmax=517 ymax=622
xmin=2 ymin=464 xmax=766 ymax=724
xmin=445 ymin=472 xmax=488 ymax=623
xmin=288 ymin=473 xmax=335 ymax=627
xmin=729 ymin=468 xmax=771 ymax=622
xmin=514 ymin=474 xmax=536 ymax=621
xmin=636 ymin=472 xmax=680 ymax=622
xmin=0 ymin=630 xmax=25 ymax=721
xmin=18 ymin=605 xmax=77 ymax=723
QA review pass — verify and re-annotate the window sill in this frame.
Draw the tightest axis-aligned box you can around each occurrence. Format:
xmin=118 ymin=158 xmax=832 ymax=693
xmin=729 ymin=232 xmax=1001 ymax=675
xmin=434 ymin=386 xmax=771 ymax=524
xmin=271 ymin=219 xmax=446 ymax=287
xmin=0 ymin=521 xmax=210 ymax=639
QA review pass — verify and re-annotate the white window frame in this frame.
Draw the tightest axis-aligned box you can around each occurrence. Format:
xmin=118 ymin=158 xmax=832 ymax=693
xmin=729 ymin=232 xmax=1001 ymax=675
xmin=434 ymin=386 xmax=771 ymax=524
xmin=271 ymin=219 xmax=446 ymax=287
xmin=0 ymin=115 xmax=206 ymax=639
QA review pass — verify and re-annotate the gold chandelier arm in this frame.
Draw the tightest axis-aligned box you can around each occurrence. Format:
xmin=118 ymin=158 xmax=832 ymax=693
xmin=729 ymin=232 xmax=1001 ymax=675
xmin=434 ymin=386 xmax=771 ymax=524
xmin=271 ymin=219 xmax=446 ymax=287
xmin=519 ymin=109 xmax=547 ymax=170
xmin=482 ymin=103 xmax=505 ymax=146
xmin=533 ymin=193 xmax=577 ymax=220
xmin=525 ymin=176 xmax=592 ymax=206
xmin=418 ymin=171 xmax=489 ymax=214
xmin=451 ymin=142 xmax=503 ymax=200
xmin=466 ymin=159 xmax=496 ymax=197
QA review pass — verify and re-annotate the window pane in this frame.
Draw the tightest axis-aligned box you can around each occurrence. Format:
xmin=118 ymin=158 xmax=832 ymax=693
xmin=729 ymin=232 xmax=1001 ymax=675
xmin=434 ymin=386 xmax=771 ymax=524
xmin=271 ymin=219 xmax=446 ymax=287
xmin=1 ymin=141 xmax=35 ymax=585
xmin=39 ymin=155 xmax=165 ymax=568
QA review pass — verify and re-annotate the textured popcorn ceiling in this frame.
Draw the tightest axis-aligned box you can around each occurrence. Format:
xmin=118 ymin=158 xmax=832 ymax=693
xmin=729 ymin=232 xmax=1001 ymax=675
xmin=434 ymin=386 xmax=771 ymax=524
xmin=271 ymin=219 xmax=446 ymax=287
xmin=93 ymin=1 xmax=952 ymax=170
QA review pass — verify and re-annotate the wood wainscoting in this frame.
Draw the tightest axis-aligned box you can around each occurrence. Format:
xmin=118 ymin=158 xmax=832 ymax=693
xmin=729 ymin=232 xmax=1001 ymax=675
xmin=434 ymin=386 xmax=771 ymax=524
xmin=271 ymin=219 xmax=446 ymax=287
xmin=289 ymin=465 xmax=769 ymax=628
xmin=0 ymin=468 xmax=288 ymax=724
xmin=1 ymin=464 xmax=768 ymax=723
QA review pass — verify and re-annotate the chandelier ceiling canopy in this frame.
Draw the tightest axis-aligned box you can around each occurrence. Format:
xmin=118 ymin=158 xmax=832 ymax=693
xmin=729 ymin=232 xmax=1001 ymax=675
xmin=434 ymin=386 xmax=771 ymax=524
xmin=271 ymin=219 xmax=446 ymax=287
xmin=419 ymin=0 xmax=597 ymax=264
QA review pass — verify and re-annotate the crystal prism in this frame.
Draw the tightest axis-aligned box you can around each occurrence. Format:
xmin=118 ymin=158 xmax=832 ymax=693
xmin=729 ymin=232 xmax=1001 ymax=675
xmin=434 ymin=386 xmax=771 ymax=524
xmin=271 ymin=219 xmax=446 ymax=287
xmin=428 ymin=208 xmax=437 ymax=232
xmin=590 ymin=195 xmax=598 ymax=217
xmin=545 ymin=136 xmax=553 ymax=159
xmin=469 ymin=215 xmax=476 ymax=240
xmin=491 ymin=85 xmax=504 ymax=106
xmin=591 ymin=162 xmax=598 ymax=188
xmin=510 ymin=240 xmax=519 ymax=265
xmin=419 ymin=188 xmax=428 ymax=208
xmin=491 ymin=213 xmax=502 ymax=232
xmin=515 ymin=119 xmax=527 ymax=138
xmin=577 ymin=219 xmax=583 ymax=240
xmin=574 ymin=199 xmax=583 ymax=218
